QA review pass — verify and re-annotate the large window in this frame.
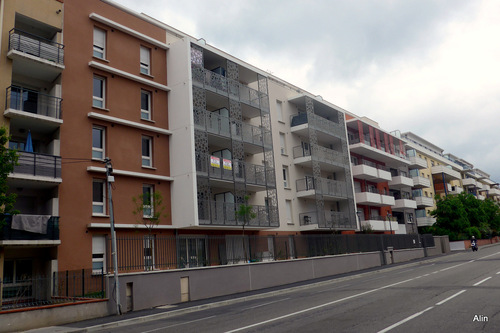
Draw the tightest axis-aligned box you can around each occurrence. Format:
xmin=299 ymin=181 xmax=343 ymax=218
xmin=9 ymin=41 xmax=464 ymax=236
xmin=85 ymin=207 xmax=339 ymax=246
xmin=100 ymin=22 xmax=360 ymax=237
xmin=142 ymin=136 xmax=152 ymax=167
xmin=141 ymin=90 xmax=151 ymax=120
xmin=92 ymin=235 xmax=106 ymax=274
xmin=279 ymin=132 xmax=287 ymax=155
xmin=93 ymin=27 xmax=106 ymax=59
xmin=92 ymin=126 xmax=105 ymax=160
xmin=140 ymin=46 xmax=151 ymax=75
xmin=92 ymin=179 xmax=106 ymax=215
xmin=2 ymin=260 xmax=32 ymax=300
xmin=93 ymin=76 xmax=105 ymax=108
xmin=142 ymin=184 xmax=154 ymax=218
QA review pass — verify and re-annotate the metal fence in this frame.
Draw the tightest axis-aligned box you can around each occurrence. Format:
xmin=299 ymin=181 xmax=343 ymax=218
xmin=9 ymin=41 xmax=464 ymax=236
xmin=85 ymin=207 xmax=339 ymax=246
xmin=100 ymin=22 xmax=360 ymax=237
xmin=0 ymin=269 xmax=105 ymax=311
xmin=106 ymin=234 xmax=434 ymax=273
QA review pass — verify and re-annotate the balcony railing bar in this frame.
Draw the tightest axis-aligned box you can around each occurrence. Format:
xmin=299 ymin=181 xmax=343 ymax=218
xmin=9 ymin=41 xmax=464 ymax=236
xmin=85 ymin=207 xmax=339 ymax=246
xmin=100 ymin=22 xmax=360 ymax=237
xmin=10 ymin=150 xmax=62 ymax=178
xmin=8 ymin=28 xmax=64 ymax=65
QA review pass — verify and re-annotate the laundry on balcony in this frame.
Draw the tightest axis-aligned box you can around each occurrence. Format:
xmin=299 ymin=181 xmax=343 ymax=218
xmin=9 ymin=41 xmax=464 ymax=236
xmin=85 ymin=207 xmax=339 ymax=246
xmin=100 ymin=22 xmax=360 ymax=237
xmin=11 ymin=214 xmax=50 ymax=234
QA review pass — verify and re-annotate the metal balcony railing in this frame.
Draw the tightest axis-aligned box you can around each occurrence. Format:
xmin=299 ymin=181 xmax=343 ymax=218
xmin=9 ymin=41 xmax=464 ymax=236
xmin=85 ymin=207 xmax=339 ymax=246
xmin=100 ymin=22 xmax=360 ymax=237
xmin=6 ymin=86 xmax=62 ymax=119
xmin=197 ymin=200 xmax=279 ymax=227
xmin=290 ymin=113 xmax=345 ymax=139
xmin=1 ymin=215 xmax=59 ymax=240
xmin=193 ymin=109 xmax=272 ymax=148
xmin=8 ymin=28 xmax=64 ymax=65
xmin=191 ymin=66 xmax=269 ymax=110
xmin=299 ymin=210 xmax=352 ymax=229
xmin=195 ymin=152 xmax=275 ymax=188
xmin=296 ymin=177 xmax=349 ymax=198
xmin=11 ymin=151 xmax=61 ymax=179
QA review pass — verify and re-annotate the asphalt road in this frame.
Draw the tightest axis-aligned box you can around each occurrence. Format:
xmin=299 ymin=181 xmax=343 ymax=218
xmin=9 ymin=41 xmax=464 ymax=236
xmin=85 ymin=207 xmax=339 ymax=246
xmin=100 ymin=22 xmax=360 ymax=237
xmin=59 ymin=245 xmax=500 ymax=333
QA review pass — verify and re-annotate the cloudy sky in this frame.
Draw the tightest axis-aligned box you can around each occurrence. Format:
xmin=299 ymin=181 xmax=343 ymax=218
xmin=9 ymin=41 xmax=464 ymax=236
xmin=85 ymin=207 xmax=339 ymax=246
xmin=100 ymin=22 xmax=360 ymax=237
xmin=115 ymin=0 xmax=500 ymax=182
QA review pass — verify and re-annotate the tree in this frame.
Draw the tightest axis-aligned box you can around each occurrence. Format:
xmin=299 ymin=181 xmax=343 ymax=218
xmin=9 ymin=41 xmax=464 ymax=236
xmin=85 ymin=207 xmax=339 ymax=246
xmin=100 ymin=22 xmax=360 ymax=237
xmin=430 ymin=194 xmax=470 ymax=240
xmin=132 ymin=190 xmax=167 ymax=270
xmin=0 ymin=126 xmax=19 ymax=225
xmin=236 ymin=195 xmax=256 ymax=262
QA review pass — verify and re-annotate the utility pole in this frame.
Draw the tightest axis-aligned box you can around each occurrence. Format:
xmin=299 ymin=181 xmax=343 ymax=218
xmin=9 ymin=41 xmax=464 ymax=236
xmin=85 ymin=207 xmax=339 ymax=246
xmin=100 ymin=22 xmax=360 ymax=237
xmin=105 ymin=158 xmax=121 ymax=315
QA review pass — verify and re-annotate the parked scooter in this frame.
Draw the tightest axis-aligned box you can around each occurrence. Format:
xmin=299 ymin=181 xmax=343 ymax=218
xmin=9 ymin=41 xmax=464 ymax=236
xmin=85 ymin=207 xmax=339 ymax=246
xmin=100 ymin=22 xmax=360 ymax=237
xmin=471 ymin=236 xmax=478 ymax=252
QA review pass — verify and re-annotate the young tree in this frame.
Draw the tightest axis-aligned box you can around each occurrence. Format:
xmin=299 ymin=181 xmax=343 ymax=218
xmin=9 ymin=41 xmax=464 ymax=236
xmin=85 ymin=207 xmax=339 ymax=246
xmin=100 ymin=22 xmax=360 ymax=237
xmin=0 ymin=126 xmax=19 ymax=225
xmin=132 ymin=190 xmax=167 ymax=270
xmin=236 ymin=195 xmax=256 ymax=262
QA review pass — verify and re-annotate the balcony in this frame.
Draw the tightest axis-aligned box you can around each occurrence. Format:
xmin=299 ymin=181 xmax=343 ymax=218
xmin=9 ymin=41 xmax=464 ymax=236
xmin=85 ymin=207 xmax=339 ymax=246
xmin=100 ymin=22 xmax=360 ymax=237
xmin=412 ymin=176 xmax=431 ymax=189
xmin=477 ymin=194 xmax=485 ymax=201
xmin=299 ymin=211 xmax=353 ymax=230
xmin=416 ymin=216 xmax=436 ymax=227
xmin=9 ymin=151 xmax=62 ymax=184
xmin=193 ymin=109 xmax=272 ymax=153
xmin=392 ymin=199 xmax=417 ymax=211
xmin=195 ymin=152 xmax=275 ymax=190
xmin=489 ymin=188 xmax=500 ymax=197
xmin=293 ymin=145 xmax=348 ymax=172
xmin=1 ymin=215 xmax=59 ymax=243
xmin=290 ymin=113 xmax=346 ymax=141
xmin=388 ymin=175 xmax=414 ymax=189
xmin=7 ymin=29 xmax=64 ymax=81
xmin=351 ymin=163 xmax=392 ymax=182
xmin=355 ymin=191 xmax=395 ymax=207
xmin=407 ymin=155 xmax=427 ymax=169
xmin=348 ymin=136 xmax=410 ymax=168
xmin=191 ymin=66 xmax=269 ymax=110
xmin=449 ymin=185 xmax=464 ymax=195
xmin=431 ymin=165 xmax=461 ymax=181
xmin=415 ymin=196 xmax=434 ymax=208
xmin=197 ymin=200 xmax=278 ymax=227
xmin=4 ymin=86 xmax=63 ymax=133
xmin=360 ymin=218 xmax=399 ymax=232
xmin=296 ymin=177 xmax=350 ymax=200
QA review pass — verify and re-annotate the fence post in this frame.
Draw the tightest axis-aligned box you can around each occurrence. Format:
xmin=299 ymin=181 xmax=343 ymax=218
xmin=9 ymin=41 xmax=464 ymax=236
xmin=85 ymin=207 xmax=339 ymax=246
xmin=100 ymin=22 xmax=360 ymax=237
xmin=65 ymin=270 xmax=68 ymax=297
xmin=81 ymin=269 xmax=85 ymax=297
xmin=379 ymin=235 xmax=387 ymax=265
xmin=421 ymin=235 xmax=428 ymax=257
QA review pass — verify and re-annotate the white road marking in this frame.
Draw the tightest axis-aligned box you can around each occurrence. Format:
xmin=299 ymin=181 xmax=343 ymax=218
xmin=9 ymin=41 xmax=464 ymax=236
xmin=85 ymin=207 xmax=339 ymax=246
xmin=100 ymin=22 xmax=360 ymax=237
xmin=141 ymin=315 xmax=216 ymax=333
xmin=225 ymin=278 xmax=418 ymax=333
xmin=496 ymin=272 xmax=500 ymax=275
xmin=243 ymin=298 xmax=291 ymax=310
xmin=436 ymin=290 xmax=467 ymax=305
xmin=377 ymin=306 xmax=434 ymax=333
xmin=473 ymin=277 xmax=492 ymax=286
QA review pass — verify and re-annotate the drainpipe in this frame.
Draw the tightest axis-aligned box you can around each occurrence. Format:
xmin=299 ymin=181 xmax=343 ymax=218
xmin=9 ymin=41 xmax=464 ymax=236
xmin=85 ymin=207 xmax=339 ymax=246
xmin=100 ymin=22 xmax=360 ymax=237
xmin=442 ymin=172 xmax=448 ymax=196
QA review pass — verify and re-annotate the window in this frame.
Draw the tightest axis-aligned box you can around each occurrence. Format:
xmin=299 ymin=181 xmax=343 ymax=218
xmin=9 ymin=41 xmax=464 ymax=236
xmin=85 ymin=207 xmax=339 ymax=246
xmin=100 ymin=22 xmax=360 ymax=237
xmin=92 ymin=126 xmax=105 ymax=160
xmin=93 ymin=76 xmax=105 ymax=108
xmin=285 ymin=200 xmax=293 ymax=224
xmin=92 ymin=179 xmax=106 ymax=215
xmin=144 ymin=235 xmax=155 ymax=271
xmin=283 ymin=166 xmax=289 ymax=188
xmin=140 ymin=46 xmax=151 ymax=75
xmin=93 ymin=27 xmax=106 ymax=59
xmin=142 ymin=184 xmax=154 ymax=218
xmin=141 ymin=90 xmax=151 ymax=120
xmin=92 ymin=236 xmax=106 ymax=274
xmin=279 ymin=132 xmax=287 ymax=155
xmin=276 ymin=100 xmax=283 ymax=122
xmin=2 ymin=260 xmax=32 ymax=300
xmin=142 ymin=136 xmax=152 ymax=167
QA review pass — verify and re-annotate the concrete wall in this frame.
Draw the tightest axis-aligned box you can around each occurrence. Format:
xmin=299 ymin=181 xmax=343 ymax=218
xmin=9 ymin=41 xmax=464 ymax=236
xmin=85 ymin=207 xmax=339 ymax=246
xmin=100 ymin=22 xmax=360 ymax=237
xmin=0 ymin=300 xmax=108 ymax=333
xmin=108 ymin=252 xmax=383 ymax=313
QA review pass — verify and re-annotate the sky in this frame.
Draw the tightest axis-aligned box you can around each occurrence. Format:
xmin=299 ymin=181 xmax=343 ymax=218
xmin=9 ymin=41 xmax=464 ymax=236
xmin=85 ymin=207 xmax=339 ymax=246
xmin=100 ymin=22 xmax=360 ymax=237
xmin=115 ymin=0 xmax=500 ymax=182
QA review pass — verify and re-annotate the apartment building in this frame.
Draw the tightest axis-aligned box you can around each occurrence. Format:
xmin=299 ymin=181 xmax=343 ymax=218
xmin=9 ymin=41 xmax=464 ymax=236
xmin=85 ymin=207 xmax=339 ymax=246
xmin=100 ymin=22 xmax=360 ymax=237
xmin=0 ymin=0 xmax=64 ymax=303
xmin=267 ymin=78 xmax=357 ymax=233
xmin=346 ymin=118 xmax=416 ymax=234
xmin=56 ymin=0 xmax=174 ymax=271
xmin=401 ymin=132 xmax=463 ymax=230
xmin=168 ymin=34 xmax=279 ymax=263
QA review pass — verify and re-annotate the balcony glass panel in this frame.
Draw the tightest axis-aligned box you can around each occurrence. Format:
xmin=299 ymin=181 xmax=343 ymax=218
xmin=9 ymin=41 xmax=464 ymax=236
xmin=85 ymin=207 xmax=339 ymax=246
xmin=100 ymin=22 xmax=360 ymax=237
xmin=6 ymin=86 xmax=62 ymax=119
